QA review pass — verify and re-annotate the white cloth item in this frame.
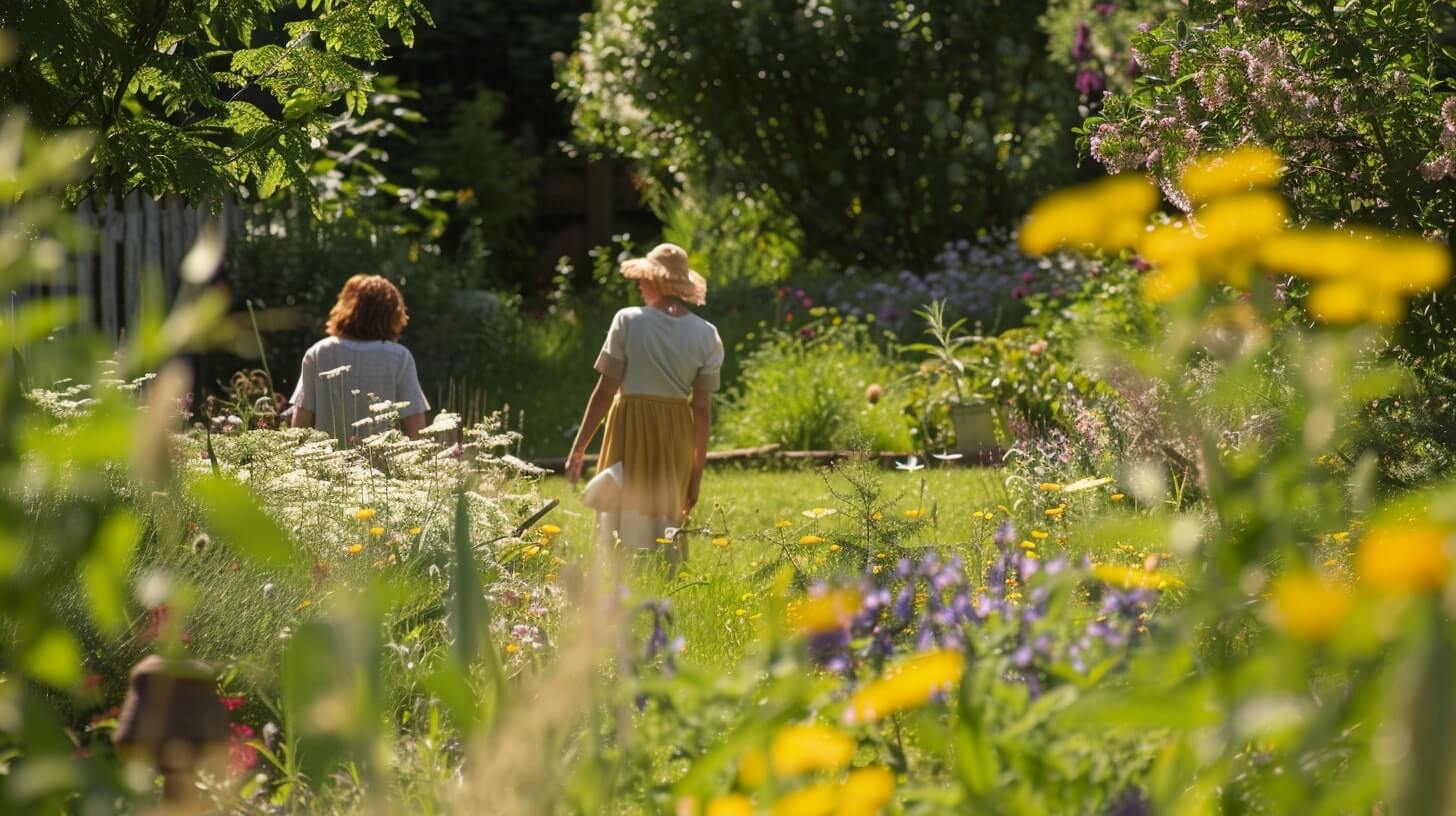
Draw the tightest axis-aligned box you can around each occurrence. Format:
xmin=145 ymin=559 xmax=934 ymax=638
xmin=580 ymin=462 xmax=623 ymax=511
xmin=290 ymin=336 xmax=430 ymax=440
xmin=594 ymin=307 xmax=724 ymax=397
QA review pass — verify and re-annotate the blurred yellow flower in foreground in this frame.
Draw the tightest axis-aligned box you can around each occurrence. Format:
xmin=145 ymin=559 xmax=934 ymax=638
xmin=1018 ymin=174 xmax=1158 ymax=255
xmin=706 ymin=795 xmax=754 ymax=816
xmin=795 ymin=589 xmax=861 ymax=634
xmin=1110 ymin=493 xmax=1126 ymax=503
xmin=1267 ymin=572 xmax=1353 ymax=642
xmin=1357 ymin=524 xmax=1451 ymax=594
xmin=844 ymin=649 xmax=965 ymax=724
xmin=799 ymin=535 xmax=825 ymax=546
xmin=1179 ymin=145 xmax=1283 ymax=204
xmin=771 ymin=782 xmax=836 ymax=816
xmin=770 ymin=724 xmax=854 ymax=777
xmin=840 ymin=766 xmax=896 ymax=815
xmin=904 ymin=508 xmax=926 ymax=519
xmin=541 ymin=523 xmax=562 ymax=536
xmin=1090 ymin=563 xmax=1183 ymax=590
xmin=354 ymin=508 xmax=377 ymax=521
xmin=1031 ymin=530 xmax=1049 ymax=540
xmin=738 ymin=748 xmax=769 ymax=787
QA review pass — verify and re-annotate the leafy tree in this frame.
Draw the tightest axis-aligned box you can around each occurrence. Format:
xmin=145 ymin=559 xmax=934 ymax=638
xmin=0 ymin=0 xmax=432 ymax=204
xmin=561 ymin=0 xmax=1082 ymax=271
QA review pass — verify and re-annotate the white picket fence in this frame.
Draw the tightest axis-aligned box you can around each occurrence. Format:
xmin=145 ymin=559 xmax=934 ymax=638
xmin=39 ymin=192 xmax=242 ymax=341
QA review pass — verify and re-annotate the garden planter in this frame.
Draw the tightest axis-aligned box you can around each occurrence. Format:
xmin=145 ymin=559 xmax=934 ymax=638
xmin=950 ymin=401 xmax=999 ymax=457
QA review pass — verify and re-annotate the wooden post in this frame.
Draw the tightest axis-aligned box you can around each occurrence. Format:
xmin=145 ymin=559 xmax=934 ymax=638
xmin=75 ymin=201 xmax=95 ymax=328
xmin=99 ymin=194 xmax=120 ymax=342
xmin=123 ymin=190 xmax=143 ymax=334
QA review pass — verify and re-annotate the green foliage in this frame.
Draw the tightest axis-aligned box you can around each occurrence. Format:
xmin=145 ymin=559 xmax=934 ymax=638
xmin=562 ymin=0 xmax=1081 ymax=270
xmin=0 ymin=0 xmax=433 ymax=203
xmin=718 ymin=315 xmax=913 ymax=452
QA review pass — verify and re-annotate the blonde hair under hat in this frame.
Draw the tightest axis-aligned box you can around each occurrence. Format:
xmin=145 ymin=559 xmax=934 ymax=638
xmin=620 ymin=243 xmax=708 ymax=306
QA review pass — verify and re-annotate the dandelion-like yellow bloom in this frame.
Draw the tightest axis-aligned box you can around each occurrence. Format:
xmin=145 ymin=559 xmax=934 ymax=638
xmin=409 ymin=527 xmax=423 ymax=536
xmin=904 ymin=509 xmax=925 ymax=519
xmin=706 ymin=795 xmax=755 ymax=816
xmin=1044 ymin=506 xmax=1066 ymax=518
xmin=1110 ymin=493 xmax=1126 ymax=503
xmin=775 ymin=519 xmax=793 ymax=529
xmin=712 ymin=537 xmax=730 ymax=548
xmin=541 ymin=524 xmax=562 ymax=536
xmin=1038 ymin=482 xmax=1062 ymax=492
xmin=1090 ymin=563 xmax=1184 ymax=590
xmin=843 ymin=649 xmax=965 ymax=724
xmin=1141 ymin=259 xmax=1199 ymax=303
xmin=1266 ymin=572 xmax=1352 ymax=642
xmin=829 ymin=543 xmax=841 ymax=553
xmin=1306 ymin=280 xmax=1369 ymax=325
xmin=1194 ymin=192 xmax=1288 ymax=258
xmin=799 ymin=534 xmax=826 ymax=546
xmin=347 ymin=543 xmax=363 ymax=555
xmin=840 ymin=766 xmax=896 ymax=816
xmin=769 ymin=724 xmax=854 ymax=777
xmin=1018 ymin=174 xmax=1158 ymax=256
xmin=354 ymin=508 xmax=377 ymax=521
xmin=1179 ymin=145 xmax=1283 ymax=204
xmin=655 ymin=537 xmax=674 ymax=545
xmin=505 ymin=642 xmax=520 ymax=654
xmin=738 ymin=749 xmax=769 ymax=787
xmin=369 ymin=526 xmax=385 ymax=537
xmin=1031 ymin=530 xmax=1049 ymax=540
xmin=1356 ymin=524 xmax=1451 ymax=594
xmin=795 ymin=589 xmax=861 ymax=634
xmin=870 ymin=511 xmax=884 ymax=521
xmin=770 ymin=783 xmax=836 ymax=816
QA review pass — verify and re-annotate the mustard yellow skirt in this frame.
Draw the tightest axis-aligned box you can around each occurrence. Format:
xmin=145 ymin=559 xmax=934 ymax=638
xmin=597 ymin=393 xmax=695 ymax=518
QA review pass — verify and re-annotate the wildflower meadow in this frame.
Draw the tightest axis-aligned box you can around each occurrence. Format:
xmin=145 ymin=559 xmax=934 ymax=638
xmin=3 ymin=2 xmax=1456 ymax=815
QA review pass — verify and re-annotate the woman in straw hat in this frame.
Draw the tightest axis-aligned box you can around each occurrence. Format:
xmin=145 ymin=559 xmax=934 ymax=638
xmin=566 ymin=243 xmax=724 ymax=557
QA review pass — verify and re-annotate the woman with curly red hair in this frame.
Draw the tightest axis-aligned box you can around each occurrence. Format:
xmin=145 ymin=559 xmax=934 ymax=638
xmin=289 ymin=274 xmax=430 ymax=441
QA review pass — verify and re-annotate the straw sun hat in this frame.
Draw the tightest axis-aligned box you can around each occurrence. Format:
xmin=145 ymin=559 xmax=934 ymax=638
xmin=620 ymin=243 xmax=708 ymax=306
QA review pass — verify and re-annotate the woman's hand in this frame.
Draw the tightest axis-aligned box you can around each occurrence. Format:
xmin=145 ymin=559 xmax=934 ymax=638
xmin=566 ymin=449 xmax=586 ymax=486
xmin=682 ymin=471 xmax=702 ymax=519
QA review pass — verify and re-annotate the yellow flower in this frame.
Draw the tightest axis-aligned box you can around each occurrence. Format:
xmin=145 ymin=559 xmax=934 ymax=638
xmin=1018 ymin=174 xmax=1158 ymax=255
xmin=541 ymin=524 xmax=562 ymax=536
xmin=1179 ymin=145 xmax=1283 ymax=204
xmin=802 ymin=507 xmax=838 ymax=519
xmin=1141 ymin=259 xmax=1199 ymax=303
xmin=1329 ymin=531 xmax=1350 ymax=543
xmin=799 ymin=535 xmax=825 ymax=546
xmin=738 ymin=748 xmax=769 ymax=787
xmin=524 ymin=545 xmax=540 ymax=558
xmin=1191 ymin=192 xmax=1289 ymax=260
xmin=971 ymin=511 xmax=986 ymax=520
xmin=1266 ymin=572 xmax=1352 ymax=642
xmin=829 ymin=544 xmax=841 ymax=553
xmin=1110 ymin=493 xmax=1126 ymax=503
xmin=870 ymin=511 xmax=884 ymax=521
xmin=1306 ymin=280 xmax=1369 ymax=325
xmin=655 ymin=537 xmax=674 ymax=545
xmin=997 ymin=504 xmax=1011 ymax=515
xmin=712 ymin=536 xmax=730 ymax=548
xmin=354 ymin=508 xmax=377 ymax=521
xmin=1031 ymin=530 xmax=1049 ymax=540
xmin=1090 ymin=563 xmax=1183 ymax=590
xmin=770 ymin=723 xmax=854 ymax=777
xmin=795 ymin=589 xmax=861 ymax=634
xmin=904 ymin=508 xmax=925 ymax=519
xmin=1020 ymin=540 xmax=1036 ymax=550
xmin=1044 ymin=506 xmax=1066 ymax=518
xmin=369 ymin=526 xmax=385 ymax=537
xmin=505 ymin=642 xmax=520 ymax=654
xmin=347 ymin=543 xmax=363 ymax=555
xmin=775 ymin=519 xmax=793 ymax=529
xmin=771 ymin=783 xmax=836 ymax=816
xmin=840 ymin=766 xmax=896 ymax=815
xmin=1357 ymin=524 xmax=1451 ymax=594
xmin=295 ymin=599 xmax=313 ymax=611
xmin=706 ymin=795 xmax=755 ymax=816
xmin=408 ymin=527 xmax=423 ymax=536
xmin=844 ymin=649 xmax=965 ymax=724
xmin=735 ymin=608 xmax=748 ymax=617
xmin=1038 ymin=482 xmax=1061 ymax=492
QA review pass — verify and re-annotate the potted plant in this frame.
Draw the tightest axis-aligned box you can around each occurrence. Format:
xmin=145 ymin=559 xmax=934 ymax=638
xmin=906 ymin=300 xmax=1000 ymax=457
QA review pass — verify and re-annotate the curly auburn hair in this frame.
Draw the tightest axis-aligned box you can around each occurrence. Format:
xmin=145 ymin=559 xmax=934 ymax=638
xmin=325 ymin=275 xmax=409 ymax=342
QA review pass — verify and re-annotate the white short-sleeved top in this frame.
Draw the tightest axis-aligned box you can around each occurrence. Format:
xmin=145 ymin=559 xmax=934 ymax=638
xmin=594 ymin=307 xmax=724 ymax=398
xmin=290 ymin=336 xmax=430 ymax=440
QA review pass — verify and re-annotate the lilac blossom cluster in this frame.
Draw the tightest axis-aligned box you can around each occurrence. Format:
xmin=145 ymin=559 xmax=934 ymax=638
xmin=1419 ymin=98 xmax=1456 ymax=183
xmin=823 ymin=235 xmax=1055 ymax=333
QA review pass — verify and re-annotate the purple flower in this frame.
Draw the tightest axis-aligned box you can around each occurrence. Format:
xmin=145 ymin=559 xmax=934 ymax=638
xmin=1071 ymin=22 xmax=1093 ymax=62
xmin=1075 ymin=69 xmax=1106 ymax=98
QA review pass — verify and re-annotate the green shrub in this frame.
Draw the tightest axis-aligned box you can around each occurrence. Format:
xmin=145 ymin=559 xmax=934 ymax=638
xmin=717 ymin=315 xmax=912 ymax=451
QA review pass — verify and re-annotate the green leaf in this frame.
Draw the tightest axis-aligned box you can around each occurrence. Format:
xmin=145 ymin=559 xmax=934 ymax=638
xmin=82 ymin=511 xmax=139 ymax=638
xmin=258 ymin=157 xmax=286 ymax=198
xmin=190 ymin=474 xmax=293 ymax=568
xmin=23 ymin=629 xmax=82 ymax=688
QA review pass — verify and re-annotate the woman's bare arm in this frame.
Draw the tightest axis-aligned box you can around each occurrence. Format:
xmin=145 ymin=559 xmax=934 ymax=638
xmin=291 ymin=407 xmax=315 ymax=430
xmin=401 ymin=412 xmax=427 ymax=439
xmin=566 ymin=373 xmax=622 ymax=484
xmin=684 ymin=387 xmax=711 ymax=517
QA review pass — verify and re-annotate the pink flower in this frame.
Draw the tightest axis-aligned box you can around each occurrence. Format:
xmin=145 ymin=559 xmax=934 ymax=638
xmin=228 ymin=723 xmax=258 ymax=776
xmin=220 ymin=695 xmax=246 ymax=713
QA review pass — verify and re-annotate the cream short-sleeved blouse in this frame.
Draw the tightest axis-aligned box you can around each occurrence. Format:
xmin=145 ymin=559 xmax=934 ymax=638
xmin=594 ymin=307 xmax=724 ymax=399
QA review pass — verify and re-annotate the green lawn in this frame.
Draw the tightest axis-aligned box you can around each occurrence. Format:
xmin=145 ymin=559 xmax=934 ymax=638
xmin=537 ymin=465 xmax=1009 ymax=669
